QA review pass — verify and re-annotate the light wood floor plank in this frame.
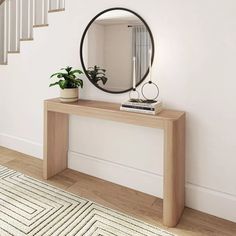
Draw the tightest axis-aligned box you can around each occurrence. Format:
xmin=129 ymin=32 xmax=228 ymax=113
xmin=0 ymin=147 xmax=235 ymax=235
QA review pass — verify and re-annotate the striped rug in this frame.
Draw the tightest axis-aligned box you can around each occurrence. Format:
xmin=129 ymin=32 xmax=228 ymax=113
xmin=0 ymin=165 xmax=174 ymax=236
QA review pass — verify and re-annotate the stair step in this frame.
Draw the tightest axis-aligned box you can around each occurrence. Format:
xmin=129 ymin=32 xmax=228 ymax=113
xmin=0 ymin=0 xmax=66 ymax=65
xmin=34 ymin=0 xmax=48 ymax=26
xmin=0 ymin=0 xmax=8 ymax=64
xmin=49 ymin=0 xmax=65 ymax=12
xmin=33 ymin=24 xmax=49 ymax=28
xmin=8 ymin=50 xmax=20 ymax=53
xmin=20 ymin=38 xmax=34 ymax=41
xmin=20 ymin=0 xmax=33 ymax=41
xmin=48 ymin=8 xmax=65 ymax=13
xmin=8 ymin=0 xmax=20 ymax=53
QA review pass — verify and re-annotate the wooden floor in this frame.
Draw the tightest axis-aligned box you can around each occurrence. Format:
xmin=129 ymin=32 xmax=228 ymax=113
xmin=0 ymin=147 xmax=235 ymax=236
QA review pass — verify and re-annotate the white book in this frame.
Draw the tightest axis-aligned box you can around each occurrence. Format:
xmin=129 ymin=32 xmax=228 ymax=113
xmin=122 ymin=100 xmax=162 ymax=109
xmin=120 ymin=106 xmax=163 ymax=115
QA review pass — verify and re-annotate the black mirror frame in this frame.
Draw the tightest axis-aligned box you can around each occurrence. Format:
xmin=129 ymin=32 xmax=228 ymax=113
xmin=80 ymin=7 xmax=155 ymax=94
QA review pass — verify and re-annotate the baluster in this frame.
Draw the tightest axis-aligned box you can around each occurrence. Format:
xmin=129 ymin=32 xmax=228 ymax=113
xmin=8 ymin=0 xmax=20 ymax=53
xmin=20 ymin=0 xmax=33 ymax=40
xmin=49 ymin=0 xmax=65 ymax=12
xmin=0 ymin=0 xmax=8 ymax=64
xmin=34 ymin=0 xmax=48 ymax=27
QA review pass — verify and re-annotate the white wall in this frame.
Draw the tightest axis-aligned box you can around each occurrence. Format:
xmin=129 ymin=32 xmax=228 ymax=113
xmin=0 ymin=0 xmax=236 ymax=223
xmin=88 ymin=23 xmax=105 ymax=69
xmin=87 ymin=22 xmax=133 ymax=91
xmin=103 ymin=23 xmax=133 ymax=91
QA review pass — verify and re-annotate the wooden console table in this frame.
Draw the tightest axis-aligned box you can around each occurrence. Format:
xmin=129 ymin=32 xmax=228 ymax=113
xmin=43 ymin=98 xmax=185 ymax=227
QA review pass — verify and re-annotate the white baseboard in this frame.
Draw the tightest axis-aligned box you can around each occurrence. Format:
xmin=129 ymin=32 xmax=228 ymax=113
xmin=0 ymin=134 xmax=235 ymax=223
xmin=68 ymin=151 xmax=236 ymax=223
xmin=68 ymin=151 xmax=164 ymax=198
xmin=0 ymin=133 xmax=43 ymax=159
xmin=185 ymin=184 xmax=236 ymax=223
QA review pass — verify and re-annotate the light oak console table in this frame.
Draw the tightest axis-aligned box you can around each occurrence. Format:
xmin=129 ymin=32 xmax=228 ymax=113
xmin=43 ymin=98 xmax=185 ymax=227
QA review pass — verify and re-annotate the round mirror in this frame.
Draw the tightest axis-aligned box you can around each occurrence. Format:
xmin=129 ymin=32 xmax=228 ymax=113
xmin=80 ymin=8 xmax=155 ymax=94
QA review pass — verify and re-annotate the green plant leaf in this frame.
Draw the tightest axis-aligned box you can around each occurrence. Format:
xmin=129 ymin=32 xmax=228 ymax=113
xmin=70 ymin=70 xmax=83 ymax=75
xmin=68 ymin=74 xmax=76 ymax=79
xmin=65 ymin=66 xmax=72 ymax=73
xmin=101 ymin=77 xmax=108 ymax=85
xmin=49 ymin=82 xmax=60 ymax=87
xmin=50 ymin=72 xmax=63 ymax=78
xmin=96 ymin=72 xmax=106 ymax=76
xmin=86 ymin=65 xmax=108 ymax=85
xmin=57 ymin=74 xmax=65 ymax=78
xmin=59 ymin=80 xmax=68 ymax=89
xmin=78 ymin=79 xmax=83 ymax=88
xmin=50 ymin=66 xmax=84 ymax=89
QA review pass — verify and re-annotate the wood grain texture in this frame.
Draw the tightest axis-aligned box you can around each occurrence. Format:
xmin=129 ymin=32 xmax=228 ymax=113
xmin=43 ymin=101 xmax=69 ymax=179
xmin=1 ymin=147 xmax=236 ymax=236
xmin=45 ymin=98 xmax=184 ymax=129
xmin=44 ymin=98 xmax=185 ymax=227
xmin=163 ymin=114 xmax=186 ymax=226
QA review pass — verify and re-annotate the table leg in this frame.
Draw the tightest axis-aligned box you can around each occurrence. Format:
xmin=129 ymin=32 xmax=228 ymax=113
xmin=163 ymin=114 xmax=185 ymax=227
xmin=43 ymin=109 xmax=69 ymax=179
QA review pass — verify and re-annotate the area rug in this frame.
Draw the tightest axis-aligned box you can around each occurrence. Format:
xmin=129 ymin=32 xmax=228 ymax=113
xmin=0 ymin=165 xmax=174 ymax=236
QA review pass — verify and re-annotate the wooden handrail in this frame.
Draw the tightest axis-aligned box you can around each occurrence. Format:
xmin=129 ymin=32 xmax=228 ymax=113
xmin=0 ymin=0 xmax=5 ymax=5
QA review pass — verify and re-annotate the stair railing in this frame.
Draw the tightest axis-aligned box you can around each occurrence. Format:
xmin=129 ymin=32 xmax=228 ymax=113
xmin=0 ymin=0 xmax=65 ymax=65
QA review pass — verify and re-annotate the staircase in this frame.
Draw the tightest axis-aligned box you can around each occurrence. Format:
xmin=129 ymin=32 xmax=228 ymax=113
xmin=0 ymin=0 xmax=65 ymax=65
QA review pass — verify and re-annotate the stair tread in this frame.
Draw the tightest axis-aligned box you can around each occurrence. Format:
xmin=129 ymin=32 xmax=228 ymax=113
xmin=20 ymin=38 xmax=34 ymax=41
xmin=48 ymin=8 xmax=65 ymax=13
xmin=33 ymin=24 xmax=49 ymax=28
xmin=8 ymin=51 xmax=20 ymax=53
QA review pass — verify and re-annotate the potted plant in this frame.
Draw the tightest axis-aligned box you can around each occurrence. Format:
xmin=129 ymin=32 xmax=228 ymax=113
xmin=50 ymin=66 xmax=83 ymax=102
xmin=87 ymin=65 xmax=108 ymax=86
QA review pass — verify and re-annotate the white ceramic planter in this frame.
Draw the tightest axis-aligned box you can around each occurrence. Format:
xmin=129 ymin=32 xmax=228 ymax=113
xmin=60 ymin=88 xmax=79 ymax=103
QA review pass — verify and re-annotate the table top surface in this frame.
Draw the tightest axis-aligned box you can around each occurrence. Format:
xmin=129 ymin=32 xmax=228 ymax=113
xmin=45 ymin=98 xmax=185 ymax=121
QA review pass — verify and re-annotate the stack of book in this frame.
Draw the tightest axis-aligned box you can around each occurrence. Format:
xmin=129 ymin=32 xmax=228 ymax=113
xmin=120 ymin=99 xmax=162 ymax=115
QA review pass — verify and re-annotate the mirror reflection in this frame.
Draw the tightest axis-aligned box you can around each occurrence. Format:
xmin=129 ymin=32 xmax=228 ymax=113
xmin=81 ymin=9 xmax=154 ymax=93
